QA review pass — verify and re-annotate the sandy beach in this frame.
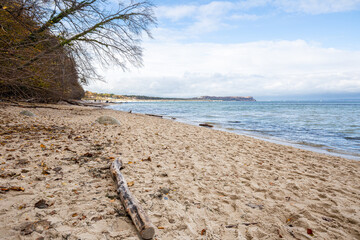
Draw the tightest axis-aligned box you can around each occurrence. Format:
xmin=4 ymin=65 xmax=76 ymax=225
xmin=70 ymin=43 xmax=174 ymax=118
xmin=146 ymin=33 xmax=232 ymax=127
xmin=0 ymin=103 xmax=359 ymax=240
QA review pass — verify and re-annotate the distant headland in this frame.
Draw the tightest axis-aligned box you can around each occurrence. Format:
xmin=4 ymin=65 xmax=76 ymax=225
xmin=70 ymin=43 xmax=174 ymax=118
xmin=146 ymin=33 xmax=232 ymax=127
xmin=83 ymin=91 xmax=256 ymax=102
xmin=197 ymin=96 xmax=256 ymax=101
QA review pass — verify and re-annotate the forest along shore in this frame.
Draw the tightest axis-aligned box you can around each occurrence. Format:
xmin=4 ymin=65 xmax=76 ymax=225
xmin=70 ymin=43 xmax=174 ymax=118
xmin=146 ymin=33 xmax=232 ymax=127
xmin=0 ymin=103 xmax=359 ymax=239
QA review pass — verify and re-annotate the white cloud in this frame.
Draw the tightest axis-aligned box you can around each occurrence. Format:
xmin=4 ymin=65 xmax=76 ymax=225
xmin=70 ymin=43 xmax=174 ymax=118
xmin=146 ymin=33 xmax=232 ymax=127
xmin=273 ymin=0 xmax=360 ymax=14
xmin=156 ymin=5 xmax=197 ymax=21
xmin=236 ymin=0 xmax=360 ymax=14
xmin=156 ymin=1 xmax=360 ymax=22
xmin=86 ymin=40 xmax=360 ymax=98
xmin=229 ymin=14 xmax=262 ymax=21
xmin=154 ymin=0 xmax=360 ymax=38
xmin=156 ymin=1 xmax=235 ymax=34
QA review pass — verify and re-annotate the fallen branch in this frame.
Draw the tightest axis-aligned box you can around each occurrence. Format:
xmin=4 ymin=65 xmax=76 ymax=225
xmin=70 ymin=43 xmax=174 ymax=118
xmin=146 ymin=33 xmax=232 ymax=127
xmin=8 ymin=104 xmax=62 ymax=110
xmin=145 ymin=114 xmax=163 ymax=118
xmin=110 ymin=159 xmax=155 ymax=239
xmin=199 ymin=123 xmax=213 ymax=128
xmin=62 ymin=99 xmax=105 ymax=108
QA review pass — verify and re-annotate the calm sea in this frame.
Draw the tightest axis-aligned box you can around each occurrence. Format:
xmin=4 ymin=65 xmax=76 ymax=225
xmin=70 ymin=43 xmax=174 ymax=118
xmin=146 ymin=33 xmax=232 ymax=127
xmin=109 ymin=101 xmax=360 ymax=160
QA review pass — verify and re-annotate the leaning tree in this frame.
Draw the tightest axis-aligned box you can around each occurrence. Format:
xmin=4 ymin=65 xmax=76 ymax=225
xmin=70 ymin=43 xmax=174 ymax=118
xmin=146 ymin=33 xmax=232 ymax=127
xmin=0 ymin=0 xmax=156 ymax=101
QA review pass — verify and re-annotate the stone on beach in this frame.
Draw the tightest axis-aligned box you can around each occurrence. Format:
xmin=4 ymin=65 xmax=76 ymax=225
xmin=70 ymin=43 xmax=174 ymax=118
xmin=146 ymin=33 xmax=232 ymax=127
xmin=95 ymin=116 xmax=120 ymax=125
xmin=20 ymin=110 xmax=35 ymax=117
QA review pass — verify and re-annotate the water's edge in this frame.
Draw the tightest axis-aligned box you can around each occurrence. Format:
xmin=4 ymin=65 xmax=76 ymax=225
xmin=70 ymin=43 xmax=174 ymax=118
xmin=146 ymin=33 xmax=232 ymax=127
xmin=107 ymin=101 xmax=360 ymax=161
xmin=169 ymin=115 xmax=360 ymax=161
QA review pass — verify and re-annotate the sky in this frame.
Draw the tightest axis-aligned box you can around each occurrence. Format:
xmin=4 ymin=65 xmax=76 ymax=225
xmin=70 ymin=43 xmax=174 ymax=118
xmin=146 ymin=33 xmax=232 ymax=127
xmin=85 ymin=0 xmax=360 ymax=100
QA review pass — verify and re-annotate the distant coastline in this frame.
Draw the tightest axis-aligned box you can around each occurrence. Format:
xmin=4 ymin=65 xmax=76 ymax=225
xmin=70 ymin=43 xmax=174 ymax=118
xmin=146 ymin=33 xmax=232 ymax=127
xmin=83 ymin=91 xmax=256 ymax=102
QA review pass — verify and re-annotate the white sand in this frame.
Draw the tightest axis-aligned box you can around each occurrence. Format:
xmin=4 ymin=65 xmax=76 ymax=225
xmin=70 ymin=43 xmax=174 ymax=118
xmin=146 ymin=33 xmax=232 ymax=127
xmin=0 ymin=103 xmax=359 ymax=239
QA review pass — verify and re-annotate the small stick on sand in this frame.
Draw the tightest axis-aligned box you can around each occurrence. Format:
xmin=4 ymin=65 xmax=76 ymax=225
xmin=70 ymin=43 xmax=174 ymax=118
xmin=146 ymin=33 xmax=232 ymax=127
xmin=110 ymin=159 xmax=155 ymax=239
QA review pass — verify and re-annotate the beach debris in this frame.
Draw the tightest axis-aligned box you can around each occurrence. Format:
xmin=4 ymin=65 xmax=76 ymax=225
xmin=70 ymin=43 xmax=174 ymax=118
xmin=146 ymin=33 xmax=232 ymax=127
xmin=72 ymin=189 xmax=79 ymax=195
xmin=145 ymin=114 xmax=163 ymax=118
xmin=0 ymin=172 xmax=19 ymax=179
xmin=42 ymin=169 xmax=51 ymax=175
xmin=142 ymin=156 xmax=152 ymax=162
xmin=18 ymin=204 xmax=27 ymax=210
xmin=53 ymin=167 xmax=62 ymax=173
xmin=95 ymin=116 xmax=120 ymax=125
xmin=91 ymin=216 xmax=103 ymax=221
xmin=159 ymin=187 xmax=170 ymax=195
xmin=199 ymin=123 xmax=213 ymax=128
xmin=201 ymin=229 xmax=206 ymax=235
xmin=277 ymin=229 xmax=283 ymax=238
xmin=150 ymin=187 xmax=171 ymax=199
xmin=322 ymin=216 xmax=334 ymax=222
xmin=20 ymin=110 xmax=35 ymax=117
xmin=246 ymin=203 xmax=264 ymax=210
xmin=110 ymin=158 xmax=155 ymax=239
xmin=151 ymin=192 xmax=163 ymax=199
xmin=74 ymin=136 xmax=82 ymax=141
xmin=242 ymin=222 xmax=259 ymax=226
xmin=0 ymin=186 xmax=25 ymax=192
xmin=19 ymin=220 xmax=51 ymax=235
xmin=225 ymin=224 xmax=238 ymax=228
xmin=307 ymin=228 xmax=314 ymax=236
xmin=82 ymin=152 xmax=94 ymax=158
xmin=35 ymin=199 xmax=49 ymax=209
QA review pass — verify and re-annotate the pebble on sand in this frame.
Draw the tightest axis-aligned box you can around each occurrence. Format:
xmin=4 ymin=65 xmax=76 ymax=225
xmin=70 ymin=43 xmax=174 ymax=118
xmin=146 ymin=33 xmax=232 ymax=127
xmin=95 ymin=116 xmax=120 ymax=125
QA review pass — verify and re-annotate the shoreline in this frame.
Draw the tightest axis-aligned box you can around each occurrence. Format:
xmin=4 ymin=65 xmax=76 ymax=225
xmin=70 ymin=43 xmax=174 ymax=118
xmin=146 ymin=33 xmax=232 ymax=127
xmin=1 ymin=103 xmax=359 ymax=239
xmin=164 ymin=115 xmax=360 ymax=161
xmin=222 ymin=128 xmax=360 ymax=161
xmin=106 ymin=104 xmax=360 ymax=162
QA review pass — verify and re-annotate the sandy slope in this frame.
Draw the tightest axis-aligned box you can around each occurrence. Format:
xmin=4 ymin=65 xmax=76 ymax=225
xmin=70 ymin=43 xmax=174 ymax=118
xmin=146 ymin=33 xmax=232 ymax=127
xmin=0 ymin=103 xmax=359 ymax=240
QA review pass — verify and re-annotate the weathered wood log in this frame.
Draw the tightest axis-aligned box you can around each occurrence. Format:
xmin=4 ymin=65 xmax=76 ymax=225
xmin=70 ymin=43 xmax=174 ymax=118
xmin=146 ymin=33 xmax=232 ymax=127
xmin=199 ymin=123 xmax=214 ymax=128
xmin=110 ymin=159 xmax=155 ymax=239
xmin=145 ymin=113 xmax=163 ymax=118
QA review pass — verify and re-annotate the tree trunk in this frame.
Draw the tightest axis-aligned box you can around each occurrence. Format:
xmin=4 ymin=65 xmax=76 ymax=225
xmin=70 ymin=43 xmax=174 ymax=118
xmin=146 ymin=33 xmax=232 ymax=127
xmin=110 ymin=159 xmax=155 ymax=239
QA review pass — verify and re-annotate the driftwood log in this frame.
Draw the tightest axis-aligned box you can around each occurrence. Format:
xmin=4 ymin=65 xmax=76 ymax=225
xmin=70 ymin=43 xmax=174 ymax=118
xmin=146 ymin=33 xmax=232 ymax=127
xmin=145 ymin=114 xmax=163 ymax=118
xmin=199 ymin=123 xmax=214 ymax=128
xmin=110 ymin=159 xmax=155 ymax=239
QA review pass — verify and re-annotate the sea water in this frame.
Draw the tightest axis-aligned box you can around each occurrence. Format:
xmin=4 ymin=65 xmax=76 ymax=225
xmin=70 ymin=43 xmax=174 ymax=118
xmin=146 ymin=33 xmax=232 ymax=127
xmin=109 ymin=101 xmax=360 ymax=160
